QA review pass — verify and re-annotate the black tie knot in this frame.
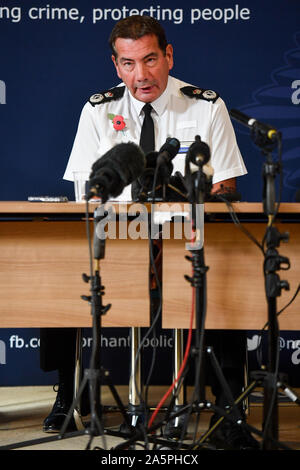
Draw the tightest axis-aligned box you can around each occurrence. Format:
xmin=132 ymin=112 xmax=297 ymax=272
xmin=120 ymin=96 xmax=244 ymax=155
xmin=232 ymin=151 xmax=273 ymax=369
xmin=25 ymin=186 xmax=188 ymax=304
xmin=142 ymin=103 xmax=153 ymax=116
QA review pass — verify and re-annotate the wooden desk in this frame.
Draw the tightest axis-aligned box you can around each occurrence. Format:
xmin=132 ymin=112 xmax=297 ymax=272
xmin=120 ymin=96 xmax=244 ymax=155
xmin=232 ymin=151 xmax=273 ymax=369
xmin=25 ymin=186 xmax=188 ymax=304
xmin=0 ymin=201 xmax=299 ymax=330
xmin=163 ymin=223 xmax=300 ymax=330
xmin=0 ymin=202 xmax=149 ymax=328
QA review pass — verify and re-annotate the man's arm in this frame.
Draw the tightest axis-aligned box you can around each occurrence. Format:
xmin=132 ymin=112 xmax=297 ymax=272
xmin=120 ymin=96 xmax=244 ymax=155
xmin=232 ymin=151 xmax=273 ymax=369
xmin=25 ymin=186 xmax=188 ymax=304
xmin=63 ymin=103 xmax=101 ymax=181
xmin=209 ymin=98 xmax=247 ymax=187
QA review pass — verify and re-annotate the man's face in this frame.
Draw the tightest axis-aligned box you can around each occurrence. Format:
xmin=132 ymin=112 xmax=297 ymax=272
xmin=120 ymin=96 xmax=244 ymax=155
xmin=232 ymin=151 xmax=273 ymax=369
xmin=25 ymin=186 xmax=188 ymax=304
xmin=112 ymin=34 xmax=173 ymax=103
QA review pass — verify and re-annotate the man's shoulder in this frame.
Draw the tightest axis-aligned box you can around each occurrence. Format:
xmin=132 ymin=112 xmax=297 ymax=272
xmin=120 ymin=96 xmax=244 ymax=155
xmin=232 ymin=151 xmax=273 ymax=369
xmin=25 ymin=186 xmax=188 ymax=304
xmin=88 ymin=85 xmax=126 ymax=107
xmin=180 ymin=85 xmax=219 ymax=103
xmin=169 ymin=76 xmax=220 ymax=104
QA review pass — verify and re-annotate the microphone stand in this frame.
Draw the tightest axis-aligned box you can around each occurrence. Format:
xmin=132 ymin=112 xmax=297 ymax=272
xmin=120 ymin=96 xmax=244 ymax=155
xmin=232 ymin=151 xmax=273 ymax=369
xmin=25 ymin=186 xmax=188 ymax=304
xmin=132 ymin=148 xmax=251 ymax=450
xmin=179 ymin=156 xmax=254 ymax=449
xmin=260 ymin=143 xmax=290 ymax=450
xmin=184 ymin=161 xmax=208 ymax=408
xmin=0 ymin=202 xmax=133 ymax=451
xmin=194 ymin=133 xmax=300 ymax=451
xmin=59 ymin=203 xmax=132 ymax=449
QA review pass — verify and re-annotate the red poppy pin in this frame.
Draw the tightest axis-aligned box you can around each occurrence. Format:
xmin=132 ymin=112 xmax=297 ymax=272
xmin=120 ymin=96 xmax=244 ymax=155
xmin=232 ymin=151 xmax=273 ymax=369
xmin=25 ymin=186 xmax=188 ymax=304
xmin=108 ymin=113 xmax=126 ymax=132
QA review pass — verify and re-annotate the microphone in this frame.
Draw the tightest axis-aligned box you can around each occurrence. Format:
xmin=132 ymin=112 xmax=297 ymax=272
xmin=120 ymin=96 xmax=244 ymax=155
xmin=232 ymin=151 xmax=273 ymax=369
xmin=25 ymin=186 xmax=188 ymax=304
xmin=183 ymin=136 xmax=212 ymax=203
xmin=230 ymin=109 xmax=279 ymax=141
xmin=186 ymin=135 xmax=210 ymax=166
xmin=88 ymin=142 xmax=146 ymax=202
xmin=131 ymin=151 xmax=158 ymax=196
xmin=132 ymin=138 xmax=180 ymax=201
xmin=131 ymin=150 xmax=170 ymax=200
xmin=156 ymin=137 xmax=180 ymax=167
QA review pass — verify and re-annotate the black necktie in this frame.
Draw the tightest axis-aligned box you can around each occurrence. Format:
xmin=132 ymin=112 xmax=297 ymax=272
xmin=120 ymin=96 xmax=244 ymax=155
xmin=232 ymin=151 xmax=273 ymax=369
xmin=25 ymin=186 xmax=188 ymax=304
xmin=131 ymin=103 xmax=155 ymax=200
xmin=139 ymin=103 xmax=155 ymax=153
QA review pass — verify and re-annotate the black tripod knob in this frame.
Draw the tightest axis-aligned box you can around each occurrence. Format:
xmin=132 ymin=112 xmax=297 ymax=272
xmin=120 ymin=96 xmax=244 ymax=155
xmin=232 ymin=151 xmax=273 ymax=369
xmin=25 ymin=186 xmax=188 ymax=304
xmin=82 ymin=273 xmax=91 ymax=283
xmin=266 ymin=227 xmax=289 ymax=248
xmin=265 ymin=273 xmax=290 ymax=297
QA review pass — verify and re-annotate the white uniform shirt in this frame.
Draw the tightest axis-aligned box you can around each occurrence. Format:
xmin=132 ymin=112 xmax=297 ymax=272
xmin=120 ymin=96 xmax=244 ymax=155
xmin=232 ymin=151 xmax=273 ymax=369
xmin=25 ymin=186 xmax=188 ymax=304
xmin=63 ymin=76 xmax=247 ymax=201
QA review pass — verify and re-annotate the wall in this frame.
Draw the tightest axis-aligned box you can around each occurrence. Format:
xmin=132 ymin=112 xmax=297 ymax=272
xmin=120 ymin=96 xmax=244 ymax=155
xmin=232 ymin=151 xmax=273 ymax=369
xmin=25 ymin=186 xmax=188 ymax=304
xmin=0 ymin=0 xmax=299 ymax=387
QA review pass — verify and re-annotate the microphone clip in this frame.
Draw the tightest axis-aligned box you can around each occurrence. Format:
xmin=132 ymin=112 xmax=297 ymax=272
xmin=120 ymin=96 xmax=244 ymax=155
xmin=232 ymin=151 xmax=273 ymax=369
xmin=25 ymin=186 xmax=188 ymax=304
xmin=251 ymin=124 xmax=280 ymax=153
xmin=184 ymin=136 xmax=213 ymax=204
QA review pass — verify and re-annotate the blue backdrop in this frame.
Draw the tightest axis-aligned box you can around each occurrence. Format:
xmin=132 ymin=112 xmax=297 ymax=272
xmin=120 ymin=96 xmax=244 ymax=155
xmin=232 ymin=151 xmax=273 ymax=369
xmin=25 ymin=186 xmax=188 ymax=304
xmin=0 ymin=0 xmax=299 ymax=386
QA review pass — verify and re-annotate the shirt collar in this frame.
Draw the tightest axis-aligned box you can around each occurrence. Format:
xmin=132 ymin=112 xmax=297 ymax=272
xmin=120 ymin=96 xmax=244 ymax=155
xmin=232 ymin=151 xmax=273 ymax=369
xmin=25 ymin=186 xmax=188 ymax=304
xmin=128 ymin=76 xmax=173 ymax=117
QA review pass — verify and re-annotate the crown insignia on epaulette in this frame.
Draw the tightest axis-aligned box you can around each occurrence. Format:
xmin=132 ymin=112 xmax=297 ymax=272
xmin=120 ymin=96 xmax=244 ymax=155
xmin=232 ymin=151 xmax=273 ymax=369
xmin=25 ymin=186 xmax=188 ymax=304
xmin=180 ymin=86 xmax=219 ymax=103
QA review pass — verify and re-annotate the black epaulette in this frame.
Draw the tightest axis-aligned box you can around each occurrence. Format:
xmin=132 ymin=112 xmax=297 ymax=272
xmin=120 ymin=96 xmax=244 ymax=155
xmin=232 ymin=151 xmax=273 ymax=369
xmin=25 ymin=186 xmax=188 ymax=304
xmin=180 ymin=86 xmax=219 ymax=103
xmin=89 ymin=86 xmax=125 ymax=106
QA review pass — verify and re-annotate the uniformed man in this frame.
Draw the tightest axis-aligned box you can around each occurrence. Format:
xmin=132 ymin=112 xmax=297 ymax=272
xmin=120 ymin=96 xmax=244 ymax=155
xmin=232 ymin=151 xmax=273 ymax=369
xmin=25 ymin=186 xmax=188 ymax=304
xmin=63 ymin=33 xmax=246 ymax=195
xmin=41 ymin=15 xmax=258 ymax=450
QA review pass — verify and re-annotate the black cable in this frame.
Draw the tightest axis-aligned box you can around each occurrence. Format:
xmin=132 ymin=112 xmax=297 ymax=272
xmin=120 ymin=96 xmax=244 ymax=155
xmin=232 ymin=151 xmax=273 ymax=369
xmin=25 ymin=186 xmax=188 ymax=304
xmin=85 ymin=198 xmax=94 ymax=278
xmin=84 ymin=197 xmax=107 ymax=450
xmin=173 ymin=171 xmax=209 ymax=448
xmin=141 ymin=164 xmax=165 ymax=398
xmin=262 ymin=134 xmax=283 ymax=251
xmin=216 ymin=167 xmax=297 ymax=448
xmin=256 ymin=284 xmax=300 ymax=369
xmin=220 ymin=196 xmax=300 ymax=370
xmin=177 ymin=273 xmax=207 ymax=449
xmin=216 ymin=195 xmax=300 ymax=370
xmin=216 ymin=194 xmax=265 ymax=254
xmin=261 ymin=321 xmax=281 ymax=446
xmin=256 ymin=132 xmax=297 ymax=369
xmin=128 ymin=167 xmax=163 ymax=446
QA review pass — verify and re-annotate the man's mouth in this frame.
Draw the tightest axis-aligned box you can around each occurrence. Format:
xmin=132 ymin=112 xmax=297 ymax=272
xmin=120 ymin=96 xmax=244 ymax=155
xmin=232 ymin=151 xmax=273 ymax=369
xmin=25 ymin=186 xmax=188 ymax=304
xmin=135 ymin=82 xmax=156 ymax=93
xmin=140 ymin=86 xmax=153 ymax=92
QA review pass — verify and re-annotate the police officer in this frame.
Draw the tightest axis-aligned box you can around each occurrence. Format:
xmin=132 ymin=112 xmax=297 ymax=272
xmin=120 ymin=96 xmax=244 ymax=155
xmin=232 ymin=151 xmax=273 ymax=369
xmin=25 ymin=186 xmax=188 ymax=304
xmin=41 ymin=15 xmax=258 ymax=450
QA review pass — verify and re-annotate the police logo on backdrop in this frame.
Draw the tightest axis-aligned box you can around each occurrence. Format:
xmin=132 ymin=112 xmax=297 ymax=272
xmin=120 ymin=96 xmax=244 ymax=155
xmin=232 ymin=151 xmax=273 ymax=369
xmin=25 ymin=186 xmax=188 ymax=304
xmin=235 ymin=31 xmax=300 ymax=201
xmin=0 ymin=80 xmax=6 ymax=104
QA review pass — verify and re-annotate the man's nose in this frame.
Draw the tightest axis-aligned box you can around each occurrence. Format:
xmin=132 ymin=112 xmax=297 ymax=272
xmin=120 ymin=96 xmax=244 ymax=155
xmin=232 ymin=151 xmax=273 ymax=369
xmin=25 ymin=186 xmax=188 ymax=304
xmin=135 ymin=62 xmax=149 ymax=81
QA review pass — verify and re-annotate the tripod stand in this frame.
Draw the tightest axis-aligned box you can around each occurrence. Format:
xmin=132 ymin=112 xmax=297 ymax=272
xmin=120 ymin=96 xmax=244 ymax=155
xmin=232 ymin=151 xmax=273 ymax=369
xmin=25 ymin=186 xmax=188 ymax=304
xmin=259 ymin=140 xmax=290 ymax=449
xmin=218 ymin=118 xmax=300 ymax=450
xmin=58 ymin=203 xmax=132 ymax=449
xmin=123 ymin=138 xmax=255 ymax=450
xmin=0 ymin=202 xmax=137 ymax=451
xmin=195 ymin=131 xmax=300 ymax=450
xmin=171 ymin=145 xmax=252 ymax=449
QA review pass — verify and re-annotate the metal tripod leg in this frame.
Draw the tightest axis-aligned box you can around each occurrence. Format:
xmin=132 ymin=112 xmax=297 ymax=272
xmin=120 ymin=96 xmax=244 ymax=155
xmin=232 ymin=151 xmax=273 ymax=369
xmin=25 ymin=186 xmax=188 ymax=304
xmin=128 ymin=327 xmax=143 ymax=426
xmin=73 ymin=328 xmax=85 ymax=430
xmin=174 ymin=329 xmax=184 ymax=405
xmin=163 ymin=329 xmax=185 ymax=437
xmin=171 ymin=329 xmax=185 ymax=427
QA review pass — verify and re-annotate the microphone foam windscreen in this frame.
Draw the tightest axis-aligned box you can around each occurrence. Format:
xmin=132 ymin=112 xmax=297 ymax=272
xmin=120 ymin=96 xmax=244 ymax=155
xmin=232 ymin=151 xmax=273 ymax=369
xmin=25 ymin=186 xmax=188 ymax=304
xmin=90 ymin=142 xmax=146 ymax=185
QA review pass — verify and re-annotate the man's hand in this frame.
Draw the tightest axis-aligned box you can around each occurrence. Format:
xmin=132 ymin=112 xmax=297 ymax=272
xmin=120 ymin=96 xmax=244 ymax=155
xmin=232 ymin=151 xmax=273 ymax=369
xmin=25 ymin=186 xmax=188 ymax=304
xmin=211 ymin=177 xmax=236 ymax=194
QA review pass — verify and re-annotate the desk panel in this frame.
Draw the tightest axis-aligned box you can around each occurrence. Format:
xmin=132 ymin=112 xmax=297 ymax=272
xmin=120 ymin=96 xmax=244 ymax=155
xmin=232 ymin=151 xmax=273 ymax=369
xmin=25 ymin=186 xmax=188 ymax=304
xmin=0 ymin=202 xmax=299 ymax=329
xmin=163 ymin=222 xmax=300 ymax=330
xmin=0 ymin=220 xmax=149 ymax=327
